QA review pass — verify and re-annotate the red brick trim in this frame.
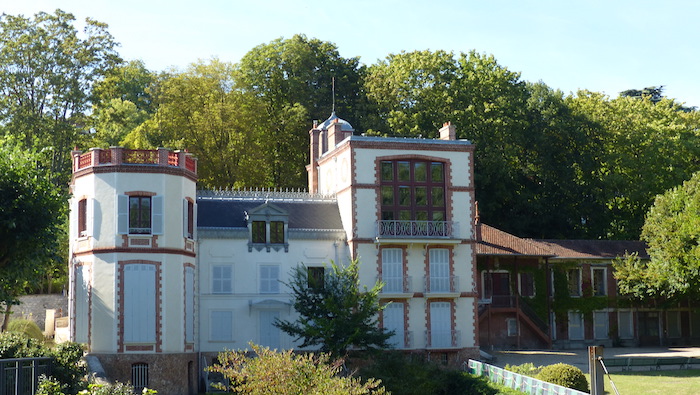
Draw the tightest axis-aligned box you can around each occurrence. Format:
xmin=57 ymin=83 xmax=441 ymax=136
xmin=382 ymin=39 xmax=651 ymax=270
xmin=425 ymin=299 xmax=457 ymax=348
xmin=117 ymin=260 xmax=162 ymax=353
xmin=74 ymin=247 xmax=196 ymax=258
xmin=124 ymin=191 xmax=157 ymax=197
xmin=349 ymin=139 xmax=474 ymax=153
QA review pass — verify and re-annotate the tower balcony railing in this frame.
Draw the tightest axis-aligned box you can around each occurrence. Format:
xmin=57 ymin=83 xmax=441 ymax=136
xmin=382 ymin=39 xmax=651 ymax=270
xmin=72 ymin=147 xmax=197 ymax=174
xmin=376 ymin=220 xmax=458 ymax=239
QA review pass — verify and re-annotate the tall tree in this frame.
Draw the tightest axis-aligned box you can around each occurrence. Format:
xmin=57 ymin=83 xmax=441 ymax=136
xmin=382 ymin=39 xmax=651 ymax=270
xmin=614 ymin=172 xmax=700 ymax=300
xmin=275 ymin=260 xmax=393 ymax=359
xmin=0 ymin=10 xmax=120 ymax=185
xmin=234 ymin=35 xmax=365 ymax=188
xmin=0 ymin=140 xmax=66 ymax=328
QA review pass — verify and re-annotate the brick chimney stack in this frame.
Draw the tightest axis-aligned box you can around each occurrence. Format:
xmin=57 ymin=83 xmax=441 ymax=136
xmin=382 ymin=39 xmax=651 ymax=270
xmin=439 ymin=121 xmax=456 ymax=140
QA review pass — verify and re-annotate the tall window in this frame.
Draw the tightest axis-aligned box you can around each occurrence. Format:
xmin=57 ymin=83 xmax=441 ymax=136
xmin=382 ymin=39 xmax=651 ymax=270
xmin=129 ymin=196 xmax=151 ymax=234
xmin=429 ymin=302 xmax=451 ymax=348
xmin=78 ymin=199 xmax=88 ymax=237
xmin=618 ymin=311 xmax=634 ymax=339
xmin=592 ymin=267 xmax=606 ymax=296
xmin=307 ymin=267 xmax=325 ymax=289
xmin=519 ymin=272 xmax=535 ymax=297
xmin=594 ymin=311 xmax=609 ymax=339
xmin=259 ymin=265 xmax=280 ymax=294
xmin=252 ymin=221 xmax=266 ymax=243
xmin=184 ymin=200 xmax=194 ymax=239
xmin=259 ymin=311 xmax=281 ymax=349
xmin=381 ymin=248 xmax=404 ymax=293
xmin=567 ymin=269 xmax=582 ymax=297
xmin=380 ymin=160 xmax=446 ymax=221
xmin=270 ymin=221 xmax=284 ymax=244
xmin=383 ymin=303 xmax=405 ymax=348
xmin=185 ymin=266 xmax=195 ymax=343
xmin=212 ymin=265 xmax=232 ymax=294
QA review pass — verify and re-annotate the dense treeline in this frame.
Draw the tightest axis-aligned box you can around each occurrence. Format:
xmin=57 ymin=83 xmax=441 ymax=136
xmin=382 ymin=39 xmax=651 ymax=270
xmin=2 ymin=11 xmax=700 ymax=252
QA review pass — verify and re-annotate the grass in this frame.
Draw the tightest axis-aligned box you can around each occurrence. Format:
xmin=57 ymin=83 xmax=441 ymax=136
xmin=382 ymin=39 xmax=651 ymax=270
xmin=593 ymin=369 xmax=700 ymax=395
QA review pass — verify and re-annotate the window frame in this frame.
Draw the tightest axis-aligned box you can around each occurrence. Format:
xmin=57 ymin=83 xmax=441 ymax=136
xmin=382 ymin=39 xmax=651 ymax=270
xmin=307 ymin=266 xmax=325 ymax=289
xmin=518 ymin=272 xmax=536 ymax=297
xmin=380 ymin=159 xmax=447 ymax=222
xmin=212 ymin=265 xmax=233 ymax=294
xmin=591 ymin=266 xmax=607 ymax=296
xmin=567 ymin=268 xmax=582 ymax=297
xmin=78 ymin=198 xmax=88 ymax=237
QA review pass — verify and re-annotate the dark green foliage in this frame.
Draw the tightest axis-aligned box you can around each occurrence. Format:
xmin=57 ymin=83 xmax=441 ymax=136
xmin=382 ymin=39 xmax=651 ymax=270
xmin=535 ymin=363 xmax=588 ymax=392
xmin=7 ymin=318 xmax=44 ymax=340
xmin=0 ymin=332 xmax=86 ymax=394
xmin=0 ymin=331 xmax=45 ymax=358
xmin=275 ymin=260 xmax=393 ymax=359
xmin=358 ymin=352 xmax=496 ymax=395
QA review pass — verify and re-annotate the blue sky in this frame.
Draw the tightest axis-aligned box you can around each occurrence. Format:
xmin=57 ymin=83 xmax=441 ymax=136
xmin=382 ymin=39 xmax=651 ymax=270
xmin=4 ymin=0 xmax=699 ymax=108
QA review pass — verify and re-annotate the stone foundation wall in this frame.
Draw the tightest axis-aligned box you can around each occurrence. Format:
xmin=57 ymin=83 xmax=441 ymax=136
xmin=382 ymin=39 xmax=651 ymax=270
xmin=0 ymin=294 xmax=68 ymax=331
xmin=90 ymin=352 xmax=199 ymax=395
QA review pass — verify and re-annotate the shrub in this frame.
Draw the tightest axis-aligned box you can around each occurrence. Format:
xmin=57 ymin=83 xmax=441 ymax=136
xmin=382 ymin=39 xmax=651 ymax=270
xmin=535 ymin=363 xmax=589 ymax=392
xmin=7 ymin=318 xmax=45 ymax=340
xmin=504 ymin=362 xmax=543 ymax=377
xmin=209 ymin=343 xmax=385 ymax=394
xmin=0 ymin=331 xmax=45 ymax=358
xmin=358 ymin=352 xmax=496 ymax=395
xmin=49 ymin=342 xmax=87 ymax=394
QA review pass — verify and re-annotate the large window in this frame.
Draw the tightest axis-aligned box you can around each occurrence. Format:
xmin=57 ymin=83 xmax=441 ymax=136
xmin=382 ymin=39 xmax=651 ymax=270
xmin=380 ymin=160 xmax=446 ymax=222
xmin=429 ymin=302 xmax=451 ymax=348
xmin=78 ymin=199 xmax=88 ymax=237
xmin=212 ymin=265 xmax=232 ymax=294
xmin=117 ymin=194 xmax=163 ymax=235
xmin=129 ymin=196 xmax=151 ymax=234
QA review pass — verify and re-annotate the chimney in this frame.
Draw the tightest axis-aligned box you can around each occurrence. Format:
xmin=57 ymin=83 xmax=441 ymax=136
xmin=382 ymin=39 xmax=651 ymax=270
xmin=308 ymin=124 xmax=321 ymax=193
xmin=327 ymin=119 xmax=344 ymax=149
xmin=439 ymin=121 xmax=456 ymax=140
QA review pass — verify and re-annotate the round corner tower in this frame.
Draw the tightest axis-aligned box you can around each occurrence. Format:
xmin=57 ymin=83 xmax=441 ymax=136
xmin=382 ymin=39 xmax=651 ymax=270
xmin=69 ymin=147 xmax=198 ymax=394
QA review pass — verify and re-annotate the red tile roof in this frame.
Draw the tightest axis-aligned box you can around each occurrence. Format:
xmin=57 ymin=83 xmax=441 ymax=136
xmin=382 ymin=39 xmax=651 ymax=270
xmin=476 ymin=224 xmax=553 ymax=256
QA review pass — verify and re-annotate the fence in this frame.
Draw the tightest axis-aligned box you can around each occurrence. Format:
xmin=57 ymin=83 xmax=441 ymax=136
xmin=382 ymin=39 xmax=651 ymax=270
xmin=0 ymin=358 xmax=52 ymax=395
xmin=466 ymin=360 xmax=588 ymax=395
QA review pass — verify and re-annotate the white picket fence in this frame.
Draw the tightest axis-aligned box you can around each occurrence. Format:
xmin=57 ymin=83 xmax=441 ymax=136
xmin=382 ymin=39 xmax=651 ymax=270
xmin=466 ymin=359 xmax=589 ymax=395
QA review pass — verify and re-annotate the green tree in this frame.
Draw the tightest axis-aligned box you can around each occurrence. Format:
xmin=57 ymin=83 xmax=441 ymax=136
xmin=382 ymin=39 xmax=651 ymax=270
xmin=275 ymin=260 xmax=393 ymax=359
xmin=0 ymin=141 xmax=66 ymax=328
xmin=234 ymin=35 xmax=365 ymax=188
xmin=0 ymin=10 xmax=120 ymax=186
xmin=209 ymin=343 xmax=386 ymax=394
xmin=614 ymin=172 xmax=700 ymax=300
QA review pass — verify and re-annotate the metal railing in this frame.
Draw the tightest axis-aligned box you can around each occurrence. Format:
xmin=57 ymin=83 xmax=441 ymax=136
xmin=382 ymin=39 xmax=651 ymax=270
xmin=0 ymin=357 xmax=52 ymax=395
xmin=424 ymin=276 xmax=459 ymax=293
xmin=425 ymin=330 xmax=460 ymax=348
xmin=379 ymin=275 xmax=412 ymax=293
xmin=376 ymin=220 xmax=458 ymax=238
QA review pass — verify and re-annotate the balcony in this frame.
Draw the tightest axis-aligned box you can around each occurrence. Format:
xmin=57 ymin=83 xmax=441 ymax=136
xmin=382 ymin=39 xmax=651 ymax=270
xmin=424 ymin=275 xmax=459 ymax=295
xmin=379 ymin=275 xmax=412 ymax=295
xmin=376 ymin=220 xmax=459 ymax=241
xmin=425 ymin=330 xmax=460 ymax=349
xmin=72 ymin=147 xmax=197 ymax=174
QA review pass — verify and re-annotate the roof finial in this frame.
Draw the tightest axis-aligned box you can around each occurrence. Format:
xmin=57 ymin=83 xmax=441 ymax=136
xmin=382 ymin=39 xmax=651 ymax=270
xmin=332 ymin=76 xmax=335 ymax=114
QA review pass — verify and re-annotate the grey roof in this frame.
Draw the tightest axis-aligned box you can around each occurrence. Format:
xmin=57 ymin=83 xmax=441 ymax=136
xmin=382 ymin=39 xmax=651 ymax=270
xmin=196 ymin=196 xmax=344 ymax=230
xmin=316 ymin=111 xmax=354 ymax=132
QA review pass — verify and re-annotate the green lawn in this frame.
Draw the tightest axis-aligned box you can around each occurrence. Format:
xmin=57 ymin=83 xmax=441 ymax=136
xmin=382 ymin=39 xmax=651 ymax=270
xmin=593 ymin=369 xmax=700 ymax=395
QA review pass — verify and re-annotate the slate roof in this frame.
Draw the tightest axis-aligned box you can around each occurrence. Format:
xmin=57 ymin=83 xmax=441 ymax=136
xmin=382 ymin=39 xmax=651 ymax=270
xmin=196 ymin=194 xmax=344 ymax=230
xmin=475 ymin=224 xmax=553 ymax=257
xmin=536 ymin=239 xmax=649 ymax=260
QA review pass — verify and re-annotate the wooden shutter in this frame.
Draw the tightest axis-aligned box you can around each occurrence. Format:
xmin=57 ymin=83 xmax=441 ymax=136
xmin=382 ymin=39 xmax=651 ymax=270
xmin=117 ymin=195 xmax=128 ymax=234
xmin=152 ymin=195 xmax=163 ymax=235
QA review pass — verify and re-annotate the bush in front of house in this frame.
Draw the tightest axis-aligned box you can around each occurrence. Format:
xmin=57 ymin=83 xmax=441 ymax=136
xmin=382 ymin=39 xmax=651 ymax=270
xmin=535 ymin=363 xmax=589 ymax=392
xmin=504 ymin=362 xmax=544 ymax=377
xmin=358 ymin=352 xmax=497 ymax=395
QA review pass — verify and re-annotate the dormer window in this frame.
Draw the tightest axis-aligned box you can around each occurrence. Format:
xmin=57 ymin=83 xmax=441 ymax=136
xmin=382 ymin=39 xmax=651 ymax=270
xmin=246 ymin=203 xmax=289 ymax=252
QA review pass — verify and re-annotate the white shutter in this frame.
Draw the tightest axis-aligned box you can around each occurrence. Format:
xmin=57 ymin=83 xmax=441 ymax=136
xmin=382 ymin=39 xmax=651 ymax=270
xmin=568 ymin=312 xmax=584 ymax=340
xmin=211 ymin=311 xmax=232 ymax=341
xmin=259 ymin=311 xmax=280 ymax=349
xmin=86 ymin=198 xmax=94 ymax=237
xmin=152 ymin=195 xmax=163 ymax=235
xmin=429 ymin=248 xmax=450 ymax=292
xmin=124 ymin=264 xmax=156 ymax=343
xmin=192 ymin=203 xmax=197 ymax=239
xmin=117 ymin=195 xmax=128 ymax=234
xmin=70 ymin=200 xmax=78 ymax=240
xmin=430 ymin=302 xmax=451 ymax=348
xmin=382 ymin=249 xmax=403 ymax=293
xmin=183 ymin=199 xmax=189 ymax=238
xmin=384 ymin=303 xmax=404 ymax=348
